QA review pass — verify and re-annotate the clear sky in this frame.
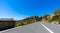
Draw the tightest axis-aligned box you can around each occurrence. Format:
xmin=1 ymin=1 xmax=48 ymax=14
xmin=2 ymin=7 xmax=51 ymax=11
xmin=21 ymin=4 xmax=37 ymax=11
xmin=0 ymin=0 xmax=60 ymax=20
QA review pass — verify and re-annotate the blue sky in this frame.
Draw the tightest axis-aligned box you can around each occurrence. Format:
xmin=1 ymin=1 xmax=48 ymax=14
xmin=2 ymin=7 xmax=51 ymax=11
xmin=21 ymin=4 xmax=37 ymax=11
xmin=0 ymin=0 xmax=60 ymax=20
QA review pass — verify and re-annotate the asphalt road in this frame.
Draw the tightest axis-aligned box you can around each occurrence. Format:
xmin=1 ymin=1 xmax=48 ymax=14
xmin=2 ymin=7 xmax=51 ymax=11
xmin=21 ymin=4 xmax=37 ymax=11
xmin=0 ymin=22 xmax=60 ymax=33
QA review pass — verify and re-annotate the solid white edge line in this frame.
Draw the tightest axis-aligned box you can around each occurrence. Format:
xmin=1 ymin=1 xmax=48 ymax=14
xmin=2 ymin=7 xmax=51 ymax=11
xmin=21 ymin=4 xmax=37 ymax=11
xmin=0 ymin=26 xmax=23 ymax=33
xmin=40 ymin=23 xmax=54 ymax=33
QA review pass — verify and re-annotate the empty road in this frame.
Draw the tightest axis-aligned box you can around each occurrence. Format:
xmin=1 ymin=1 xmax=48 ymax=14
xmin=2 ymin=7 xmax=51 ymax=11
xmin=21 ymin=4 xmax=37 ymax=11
xmin=0 ymin=22 xmax=60 ymax=33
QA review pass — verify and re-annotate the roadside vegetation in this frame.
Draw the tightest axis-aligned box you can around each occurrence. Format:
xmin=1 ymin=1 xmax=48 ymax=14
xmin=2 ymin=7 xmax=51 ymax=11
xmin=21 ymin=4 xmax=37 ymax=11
xmin=1 ymin=9 xmax=60 ymax=30
xmin=15 ymin=16 xmax=40 ymax=27
xmin=15 ymin=9 xmax=60 ymax=27
xmin=41 ymin=9 xmax=60 ymax=24
xmin=48 ymin=9 xmax=60 ymax=24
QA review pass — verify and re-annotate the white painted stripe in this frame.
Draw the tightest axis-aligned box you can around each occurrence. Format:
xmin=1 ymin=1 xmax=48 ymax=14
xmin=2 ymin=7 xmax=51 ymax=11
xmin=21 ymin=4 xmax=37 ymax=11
xmin=40 ymin=23 xmax=54 ymax=33
xmin=0 ymin=26 xmax=22 ymax=33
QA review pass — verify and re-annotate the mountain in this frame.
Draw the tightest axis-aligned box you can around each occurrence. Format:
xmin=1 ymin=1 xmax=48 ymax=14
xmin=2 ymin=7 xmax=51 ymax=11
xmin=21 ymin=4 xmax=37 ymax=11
xmin=0 ymin=18 xmax=14 ymax=21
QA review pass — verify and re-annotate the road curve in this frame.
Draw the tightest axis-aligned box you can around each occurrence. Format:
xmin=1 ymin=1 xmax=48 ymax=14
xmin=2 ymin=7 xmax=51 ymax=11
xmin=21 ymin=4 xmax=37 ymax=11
xmin=0 ymin=22 xmax=60 ymax=33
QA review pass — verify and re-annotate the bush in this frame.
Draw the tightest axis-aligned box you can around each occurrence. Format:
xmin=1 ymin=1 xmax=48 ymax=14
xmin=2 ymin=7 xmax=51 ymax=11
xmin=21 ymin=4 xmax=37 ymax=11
xmin=47 ymin=20 xmax=52 ymax=23
xmin=15 ymin=22 xmax=22 ymax=27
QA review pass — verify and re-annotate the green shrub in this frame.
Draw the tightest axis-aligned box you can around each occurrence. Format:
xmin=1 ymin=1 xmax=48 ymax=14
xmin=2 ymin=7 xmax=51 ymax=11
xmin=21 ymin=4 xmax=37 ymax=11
xmin=47 ymin=20 xmax=52 ymax=23
xmin=15 ymin=22 xmax=22 ymax=27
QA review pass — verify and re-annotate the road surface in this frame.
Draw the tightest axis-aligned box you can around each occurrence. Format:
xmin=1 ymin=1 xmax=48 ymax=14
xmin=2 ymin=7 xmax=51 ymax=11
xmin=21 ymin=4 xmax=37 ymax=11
xmin=0 ymin=22 xmax=60 ymax=33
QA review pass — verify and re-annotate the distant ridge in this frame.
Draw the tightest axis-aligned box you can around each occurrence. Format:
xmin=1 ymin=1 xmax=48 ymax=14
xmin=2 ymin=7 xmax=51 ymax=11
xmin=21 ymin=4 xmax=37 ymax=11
xmin=0 ymin=18 xmax=14 ymax=21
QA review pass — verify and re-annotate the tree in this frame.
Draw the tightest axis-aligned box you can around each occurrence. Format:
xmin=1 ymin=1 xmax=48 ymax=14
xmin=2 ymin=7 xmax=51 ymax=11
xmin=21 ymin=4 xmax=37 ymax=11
xmin=42 ymin=14 xmax=49 ymax=20
xmin=39 ymin=17 xmax=42 ymax=21
xmin=52 ymin=15 xmax=60 ymax=21
xmin=52 ymin=9 xmax=60 ymax=22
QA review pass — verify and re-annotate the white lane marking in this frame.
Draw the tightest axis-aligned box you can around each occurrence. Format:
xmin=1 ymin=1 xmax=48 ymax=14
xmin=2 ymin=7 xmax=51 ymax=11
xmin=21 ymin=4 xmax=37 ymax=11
xmin=40 ymin=23 xmax=54 ymax=33
xmin=0 ymin=26 xmax=23 ymax=33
